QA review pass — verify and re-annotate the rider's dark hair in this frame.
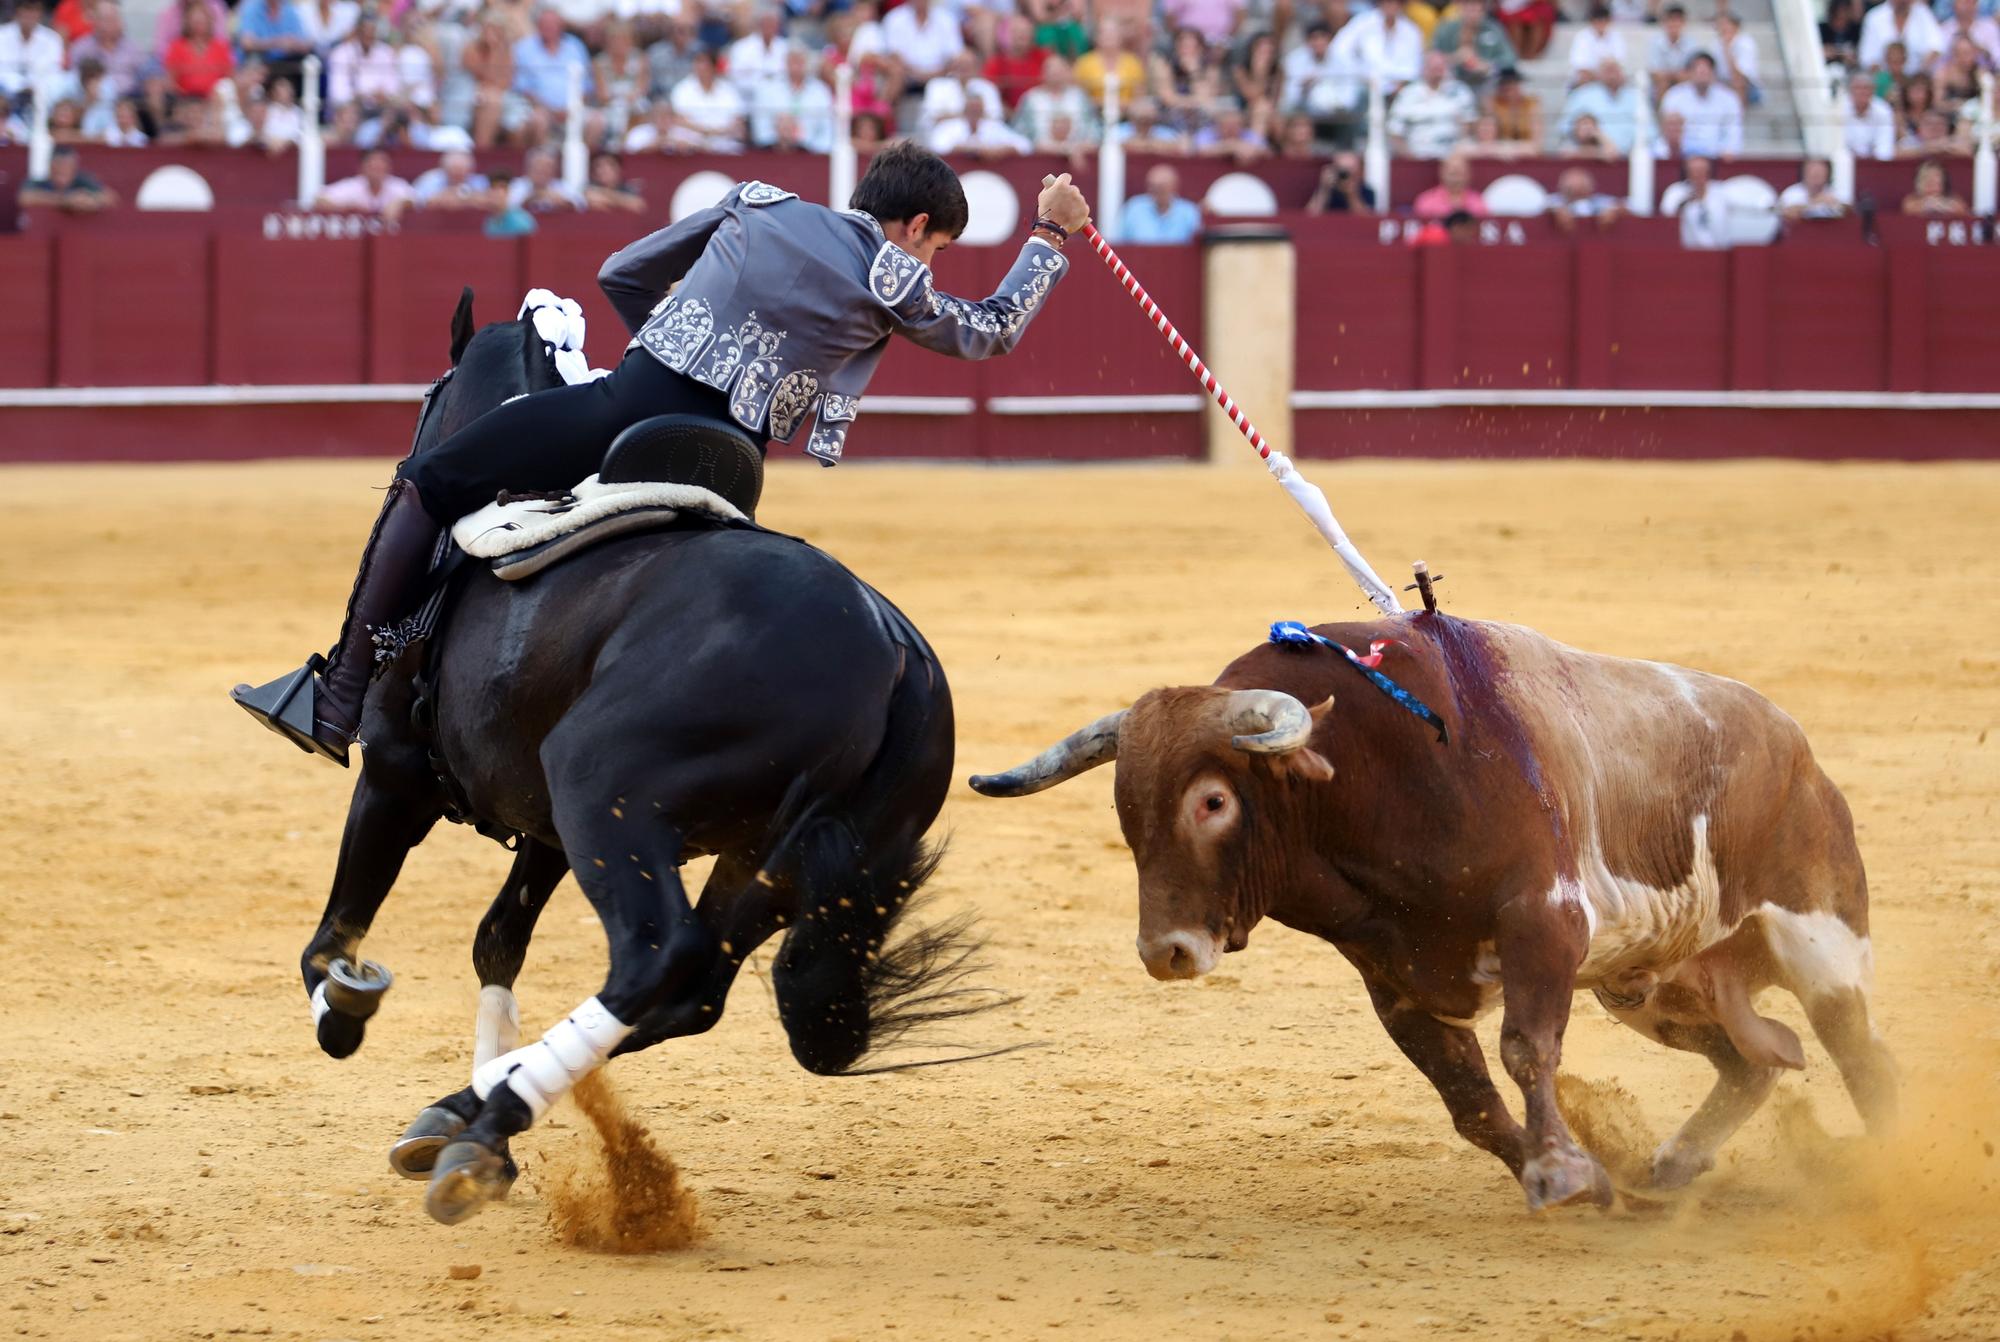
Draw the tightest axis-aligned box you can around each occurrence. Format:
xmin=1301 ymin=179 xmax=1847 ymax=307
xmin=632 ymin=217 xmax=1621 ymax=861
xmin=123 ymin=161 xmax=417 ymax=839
xmin=850 ymin=140 xmax=969 ymax=239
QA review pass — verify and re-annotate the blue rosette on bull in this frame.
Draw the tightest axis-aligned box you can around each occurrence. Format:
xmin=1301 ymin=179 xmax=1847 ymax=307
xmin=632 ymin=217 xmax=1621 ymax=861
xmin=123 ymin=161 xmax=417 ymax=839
xmin=1268 ymin=621 xmax=1449 ymax=744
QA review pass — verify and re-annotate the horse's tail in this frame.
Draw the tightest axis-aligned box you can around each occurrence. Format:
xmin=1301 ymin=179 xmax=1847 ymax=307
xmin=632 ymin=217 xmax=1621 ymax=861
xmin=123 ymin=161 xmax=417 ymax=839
xmin=762 ymin=630 xmax=1014 ymax=1076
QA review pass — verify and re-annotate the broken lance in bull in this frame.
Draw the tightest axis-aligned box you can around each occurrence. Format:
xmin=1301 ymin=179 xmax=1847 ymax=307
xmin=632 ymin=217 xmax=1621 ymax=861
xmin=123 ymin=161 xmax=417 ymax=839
xmin=971 ymin=613 xmax=1895 ymax=1212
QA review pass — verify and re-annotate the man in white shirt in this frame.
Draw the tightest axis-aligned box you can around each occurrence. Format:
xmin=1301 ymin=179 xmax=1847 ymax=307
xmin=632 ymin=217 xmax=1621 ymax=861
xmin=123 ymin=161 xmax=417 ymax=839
xmin=1714 ymin=12 xmax=1761 ymax=104
xmin=1560 ymin=57 xmax=1641 ymax=151
xmin=751 ymin=46 xmax=833 ymax=152
xmin=1282 ymin=22 xmax=1344 ymax=114
xmin=670 ymin=46 xmax=747 ymax=149
xmin=315 ymin=146 xmax=416 ymax=218
xmin=1386 ymin=50 xmax=1475 ymax=158
xmin=928 ymin=88 xmax=1030 ymax=155
xmin=1567 ymin=5 xmax=1627 ymax=86
xmin=1013 ymin=54 xmax=1094 ymax=144
xmin=726 ymin=6 xmax=790 ymax=101
xmin=881 ymin=0 xmax=963 ymax=85
xmin=1331 ymin=0 xmax=1424 ymax=100
xmin=0 ymin=0 xmax=65 ymax=104
xmin=1646 ymin=3 xmax=1706 ymax=100
xmin=329 ymin=12 xmax=406 ymax=111
xmin=1778 ymin=156 xmax=1851 ymax=219
xmin=1661 ymin=155 xmax=1733 ymax=248
xmin=1859 ymin=0 xmax=1944 ymax=69
xmin=918 ymin=49 xmax=1000 ymax=131
xmin=1936 ymin=0 xmax=2000 ymax=69
xmin=1839 ymin=70 xmax=1898 ymax=159
xmin=1658 ymin=52 xmax=1742 ymax=158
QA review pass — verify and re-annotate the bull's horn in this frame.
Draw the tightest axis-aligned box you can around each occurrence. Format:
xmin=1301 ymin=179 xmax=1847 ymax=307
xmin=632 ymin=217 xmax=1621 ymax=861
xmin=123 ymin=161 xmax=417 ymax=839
xmin=968 ymin=710 xmax=1127 ymax=798
xmin=1227 ymin=690 xmax=1315 ymax=754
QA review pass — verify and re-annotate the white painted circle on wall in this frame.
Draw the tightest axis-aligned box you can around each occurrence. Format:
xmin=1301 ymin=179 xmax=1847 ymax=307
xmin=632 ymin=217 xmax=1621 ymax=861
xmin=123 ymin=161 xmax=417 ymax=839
xmin=670 ymin=171 xmax=737 ymax=223
xmin=1481 ymin=174 xmax=1548 ymax=218
xmin=958 ymin=171 xmax=1021 ymax=245
xmin=1203 ymin=172 xmax=1279 ymax=217
xmin=135 ymin=165 xmax=216 ymax=211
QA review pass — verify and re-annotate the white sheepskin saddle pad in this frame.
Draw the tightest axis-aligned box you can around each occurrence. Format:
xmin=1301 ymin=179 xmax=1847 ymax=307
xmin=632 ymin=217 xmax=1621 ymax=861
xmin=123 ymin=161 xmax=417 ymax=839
xmin=451 ymin=474 xmax=747 ymax=581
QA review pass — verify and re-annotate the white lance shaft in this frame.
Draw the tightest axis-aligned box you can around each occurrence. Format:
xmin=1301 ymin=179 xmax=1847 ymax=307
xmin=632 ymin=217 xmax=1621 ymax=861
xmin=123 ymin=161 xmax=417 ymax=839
xmin=1043 ymin=178 xmax=1402 ymax=615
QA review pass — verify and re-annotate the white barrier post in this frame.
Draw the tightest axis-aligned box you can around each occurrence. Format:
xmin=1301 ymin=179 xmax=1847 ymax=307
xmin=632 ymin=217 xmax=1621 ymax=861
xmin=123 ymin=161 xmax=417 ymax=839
xmin=27 ymin=74 xmax=53 ymax=181
xmin=829 ymin=61 xmax=855 ymax=208
xmin=298 ymin=54 xmax=324 ymax=205
xmin=561 ymin=61 xmax=587 ymax=193
xmin=1363 ymin=77 xmax=1389 ymax=215
xmin=1832 ymin=143 xmax=1856 ymax=205
xmin=1974 ymin=71 xmax=1996 ymax=217
xmin=1096 ymin=69 xmax=1124 ymax=242
xmin=1627 ymin=81 xmax=1654 ymax=216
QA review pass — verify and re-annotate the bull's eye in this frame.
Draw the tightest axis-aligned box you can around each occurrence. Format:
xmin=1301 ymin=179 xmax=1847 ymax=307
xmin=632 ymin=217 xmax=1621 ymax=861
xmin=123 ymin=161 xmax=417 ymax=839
xmin=1204 ymin=794 xmax=1226 ymax=813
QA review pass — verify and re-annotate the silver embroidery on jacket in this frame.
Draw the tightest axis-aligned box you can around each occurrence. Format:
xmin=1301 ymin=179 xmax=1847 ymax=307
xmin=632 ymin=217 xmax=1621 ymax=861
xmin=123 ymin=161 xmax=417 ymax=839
xmin=931 ymin=247 xmax=1068 ymax=340
xmin=868 ymin=241 xmax=928 ymax=307
xmin=806 ymin=394 xmax=859 ymax=464
xmin=731 ymin=343 xmax=786 ymax=428
xmin=767 ymin=370 xmax=821 ymax=442
xmin=694 ymin=311 xmax=786 ymax=399
xmin=739 ymin=180 xmax=798 ymax=206
xmin=639 ymin=296 xmax=715 ymax=371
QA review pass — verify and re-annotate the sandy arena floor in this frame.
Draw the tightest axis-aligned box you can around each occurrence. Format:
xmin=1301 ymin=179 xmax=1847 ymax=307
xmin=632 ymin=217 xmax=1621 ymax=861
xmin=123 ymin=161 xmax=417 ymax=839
xmin=2 ymin=456 xmax=1998 ymax=1342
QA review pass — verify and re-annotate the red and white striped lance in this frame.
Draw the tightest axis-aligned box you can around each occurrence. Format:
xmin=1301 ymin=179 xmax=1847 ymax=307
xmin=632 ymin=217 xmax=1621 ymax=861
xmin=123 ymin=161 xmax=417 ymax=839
xmin=1058 ymin=211 xmax=1402 ymax=614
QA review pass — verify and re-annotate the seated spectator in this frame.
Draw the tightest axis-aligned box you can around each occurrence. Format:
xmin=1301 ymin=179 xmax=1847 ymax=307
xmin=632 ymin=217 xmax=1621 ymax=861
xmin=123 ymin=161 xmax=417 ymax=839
xmin=929 ymin=88 xmax=1031 ymax=155
xmin=156 ymin=0 xmax=226 ymax=62
xmin=328 ymin=10 xmax=401 ymax=114
xmin=1904 ymin=105 xmax=1961 ymax=153
xmin=1464 ymin=111 xmax=1533 ymax=156
xmin=1282 ymin=22 xmax=1345 ymax=118
xmin=1386 ymin=50 xmax=1474 ymax=159
xmin=315 ymin=144 xmax=414 ymax=217
xmin=164 ymin=0 xmax=235 ymax=102
xmin=1658 ymin=53 xmax=1742 ymax=159
xmin=849 ymin=108 xmax=887 ymax=152
xmin=261 ymin=67 xmax=303 ymax=145
xmin=101 ymin=94 xmax=150 ymax=143
xmin=1567 ymin=5 xmax=1625 ymax=86
xmin=1563 ymin=110 xmax=1620 ymax=157
xmin=670 ymin=47 xmax=746 ymax=150
xmin=1821 ymin=0 xmax=1862 ymax=75
xmin=591 ymin=19 xmax=647 ymax=142
xmin=1494 ymin=0 xmax=1555 ymax=61
xmin=236 ymin=0 xmax=313 ymax=72
xmin=1778 ymin=155 xmax=1851 ymax=219
xmin=1545 ymin=164 xmax=1623 ymax=231
xmin=1936 ymin=0 xmax=2000 ymax=74
xmin=1114 ymin=163 xmax=1204 ymax=243
xmin=647 ymin=14 xmax=699 ymax=101
xmin=1195 ymin=98 xmax=1271 ymax=160
xmin=1028 ymin=0 xmax=1090 ymax=60
xmin=1074 ymin=17 xmax=1143 ymax=105
xmin=1151 ymin=26 xmax=1218 ymax=127
xmin=1037 ymin=108 xmax=1094 ymax=162
xmin=621 ymin=95 xmax=681 ymax=151
xmin=922 ymin=51 xmax=1003 ymax=131
xmin=881 ymin=0 xmax=962 ymax=86
xmin=299 ymin=0 xmax=360 ymax=59
xmin=1902 ymin=156 xmax=1970 ymax=214
xmin=1015 ymin=54 xmax=1094 ymax=144
xmin=1560 ymin=57 xmax=1639 ymax=153
xmin=1841 ymin=69 xmax=1898 ymax=159
xmin=1488 ymin=67 xmax=1541 ymax=146
xmin=584 ymin=149 xmax=643 ymax=211
xmin=1161 ymin=0 xmax=1247 ymax=48
xmin=46 ymin=97 xmax=87 ymax=143
xmin=1277 ymin=110 xmax=1319 ymax=156
xmin=512 ymin=6 xmax=591 ymax=117
xmin=412 ymin=145 xmax=491 ymax=207
xmin=1935 ymin=37 xmax=1985 ymax=118
xmin=1714 ymin=13 xmax=1761 ymax=105
xmin=983 ymin=19 xmax=1046 ymax=112
xmin=1899 ymin=70 xmax=1940 ymax=137
xmin=1 ymin=0 xmax=66 ymax=106
xmin=1659 ymin=154 xmax=1732 ymax=248
xmin=1874 ymin=40 xmax=1913 ymax=103
xmin=1332 ymin=0 xmax=1424 ymax=103
xmin=727 ymin=5 xmax=790 ymax=101
xmin=1411 ymin=147 xmax=1487 ymax=218
xmin=509 ymin=144 xmax=581 ymax=210
xmin=752 ymin=45 xmax=833 ymax=152
xmin=1232 ymin=31 xmax=1284 ymax=131
xmin=462 ymin=10 xmax=517 ymax=148
xmin=1113 ymin=94 xmax=1190 ymax=152
xmin=20 ymin=144 xmax=118 ymax=210
xmin=1861 ymin=0 xmax=1942 ymax=70
xmin=482 ymin=171 xmax=537 ymax=235
xmin=1432 ymin=0 xmax=1516 ymax=93
xmin=1305 ymin=149 xmax=1376 ymax=211
xmin=70 ymin=1 xmax=148 ymax=100
xmin=1647 ymin=4 xmax=1705 ymax=101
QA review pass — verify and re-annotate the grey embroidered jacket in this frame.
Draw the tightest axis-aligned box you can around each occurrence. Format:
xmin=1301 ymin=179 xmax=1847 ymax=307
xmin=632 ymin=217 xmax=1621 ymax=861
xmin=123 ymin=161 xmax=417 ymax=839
xmin=597 ymin=180 xmax=1068 ymax=464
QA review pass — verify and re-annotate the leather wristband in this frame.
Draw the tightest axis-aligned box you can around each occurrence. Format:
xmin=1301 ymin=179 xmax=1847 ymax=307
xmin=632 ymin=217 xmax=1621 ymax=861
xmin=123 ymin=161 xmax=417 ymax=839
xmin=1031 ymin=218 xmax=1069 ymax=246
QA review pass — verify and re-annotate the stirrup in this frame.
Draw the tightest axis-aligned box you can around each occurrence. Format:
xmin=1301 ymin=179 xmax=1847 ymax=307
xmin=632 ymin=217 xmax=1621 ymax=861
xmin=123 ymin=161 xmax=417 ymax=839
xmin=230 ymin=655 xmax=353 ymax=767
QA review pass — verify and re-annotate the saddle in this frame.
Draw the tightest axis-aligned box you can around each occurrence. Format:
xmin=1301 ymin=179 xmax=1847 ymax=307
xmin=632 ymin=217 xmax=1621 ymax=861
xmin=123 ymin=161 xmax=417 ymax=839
xmin=448 ymin=415 xmax=767 ymax=581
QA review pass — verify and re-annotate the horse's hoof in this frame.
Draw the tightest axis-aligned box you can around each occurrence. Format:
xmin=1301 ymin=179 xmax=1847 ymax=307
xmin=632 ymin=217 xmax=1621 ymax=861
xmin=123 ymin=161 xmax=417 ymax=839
xmin=324 ymin=959 xmax=393 ymax=1019
xmin=389 ymin=1107 xmax=469 ymax=1180
xmin=1649 ymin=1140 xmax=1714 ymax=1191
xmin=425 ymin=1141 xmax=517 ymax=1226
xmin=316 ymin=1010 xmax=367 ymax=1059
xmin=1522 ymin=1145 xmax=1613 ymax=1213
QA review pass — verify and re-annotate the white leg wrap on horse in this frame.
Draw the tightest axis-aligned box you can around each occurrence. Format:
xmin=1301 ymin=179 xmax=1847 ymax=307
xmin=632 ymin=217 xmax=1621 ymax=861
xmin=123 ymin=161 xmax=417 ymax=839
xmin=473 ymin=985 xmax=521 ymax=1071
xmin=470 ymin=996 xmax=631 ymax=1122
xmin=310 ymin=980 xmax=331 ymax=1026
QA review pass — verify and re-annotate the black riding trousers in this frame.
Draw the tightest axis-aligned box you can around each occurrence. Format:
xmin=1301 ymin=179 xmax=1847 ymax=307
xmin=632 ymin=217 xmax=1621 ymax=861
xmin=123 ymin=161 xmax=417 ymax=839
xmin=398 ymin=349 xmax=741 ymax=520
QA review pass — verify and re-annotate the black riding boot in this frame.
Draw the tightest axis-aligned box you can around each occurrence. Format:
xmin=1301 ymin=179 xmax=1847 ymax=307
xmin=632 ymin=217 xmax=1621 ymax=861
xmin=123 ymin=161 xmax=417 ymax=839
xmin=230 ymin=479 xmax=441 ymax=767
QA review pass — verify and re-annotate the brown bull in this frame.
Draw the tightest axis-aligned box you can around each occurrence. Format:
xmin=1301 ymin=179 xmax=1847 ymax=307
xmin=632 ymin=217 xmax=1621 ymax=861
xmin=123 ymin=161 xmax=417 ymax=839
xmin=971 ymin=614 xmax=1895 ymax=1211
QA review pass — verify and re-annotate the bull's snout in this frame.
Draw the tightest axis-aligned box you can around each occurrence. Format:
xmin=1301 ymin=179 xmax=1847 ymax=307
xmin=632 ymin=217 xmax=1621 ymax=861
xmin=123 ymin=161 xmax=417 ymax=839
xmin=1137 ymin=929 xmax=1222 ymax=981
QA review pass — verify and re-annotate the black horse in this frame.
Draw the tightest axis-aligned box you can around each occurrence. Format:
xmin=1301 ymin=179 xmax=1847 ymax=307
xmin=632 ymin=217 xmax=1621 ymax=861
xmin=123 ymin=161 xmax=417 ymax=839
xmin=298 ymin=294 xmax=978 ymax=1226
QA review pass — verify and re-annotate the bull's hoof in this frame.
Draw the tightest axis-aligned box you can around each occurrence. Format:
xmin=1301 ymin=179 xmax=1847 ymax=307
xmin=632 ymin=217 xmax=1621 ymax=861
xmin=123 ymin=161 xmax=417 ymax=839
xmin=1521 ymin=1145 xmax=1614 ymax=1213
xmin=389 ymin=1107 xmax=470 ymax=1181
xmin=424 ymin=1140 xmax=518 ymax=1226
xmin=1649 ymin=1140 xmax=1715 ymax=1191
xmin=316 ymin=1010 xmax=368 ymax=1059
xmin=324 ymin=958 xmax=393 ymax=1018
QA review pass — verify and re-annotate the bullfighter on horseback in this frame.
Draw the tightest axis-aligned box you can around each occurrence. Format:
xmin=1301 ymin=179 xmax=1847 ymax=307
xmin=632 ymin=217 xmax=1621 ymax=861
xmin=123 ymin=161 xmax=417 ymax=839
xmin=232 ymin=142 xmax=1093 ymax=765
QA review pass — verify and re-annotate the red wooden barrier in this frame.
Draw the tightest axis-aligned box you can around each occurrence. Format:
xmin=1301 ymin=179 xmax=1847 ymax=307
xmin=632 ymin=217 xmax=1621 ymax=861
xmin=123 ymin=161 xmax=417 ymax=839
xmin=0 ymin=236 xmax=53 ymax=389
xmin=213 ymin=237 xmax=370 ymax=385
xmin=55 ymin=232 xmax=212 ymax=385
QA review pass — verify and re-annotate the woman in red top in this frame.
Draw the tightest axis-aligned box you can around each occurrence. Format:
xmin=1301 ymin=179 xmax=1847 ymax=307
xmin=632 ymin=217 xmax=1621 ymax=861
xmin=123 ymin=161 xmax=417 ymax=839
xmin=164 ymin=0 xmax=235 ymax=100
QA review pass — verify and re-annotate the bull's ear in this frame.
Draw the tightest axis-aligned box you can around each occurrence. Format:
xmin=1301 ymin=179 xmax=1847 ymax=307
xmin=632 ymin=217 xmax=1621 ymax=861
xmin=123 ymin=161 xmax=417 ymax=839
xmin=1281 ymin=748 xmax=1335 ymax=783
xmin=449 ymin=287 xmax=476 ymax=365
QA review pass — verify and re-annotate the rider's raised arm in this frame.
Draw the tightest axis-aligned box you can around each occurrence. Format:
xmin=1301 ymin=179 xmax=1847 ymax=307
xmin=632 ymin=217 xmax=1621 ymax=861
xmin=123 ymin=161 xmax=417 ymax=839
xmin=887 ymin=236 xmax=1069 ymax=360
xmin=596 ymin=193 xmax=735 ymax=334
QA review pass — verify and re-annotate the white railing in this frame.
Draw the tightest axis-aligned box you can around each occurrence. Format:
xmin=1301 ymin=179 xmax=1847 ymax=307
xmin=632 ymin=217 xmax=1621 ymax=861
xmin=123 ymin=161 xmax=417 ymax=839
xmin=828 ymin=62 xmax=855 ymax=209
xmin=1097 ymin=69 xmax=1124 ymax=240
xmin=1772 ymin=0 xmax=1842 ymax=160
xmin=296 ymin=54 xmax=324 ymax=205
xmin=28 ymin=74 xmax=53 ymax=180
xmin=1974 ymin=70 xmax=1996 ymax=216
xmin=561 ymin=62 xmax=587 ymax=193
xmin=1627 ymin=82 xmax=1655 ymax=216
xmin=1364 ymin=78 xmax=1389 ymax=216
